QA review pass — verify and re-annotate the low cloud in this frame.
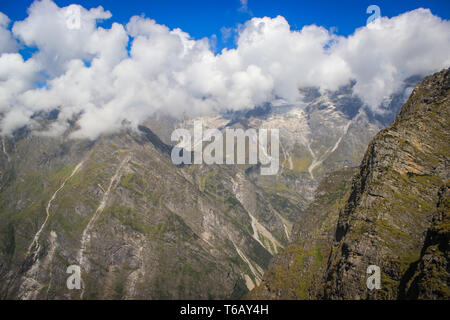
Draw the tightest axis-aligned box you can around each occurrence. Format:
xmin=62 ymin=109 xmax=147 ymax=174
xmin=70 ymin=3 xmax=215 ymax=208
xmin=0 ymin=0 xmax=449 ymax=139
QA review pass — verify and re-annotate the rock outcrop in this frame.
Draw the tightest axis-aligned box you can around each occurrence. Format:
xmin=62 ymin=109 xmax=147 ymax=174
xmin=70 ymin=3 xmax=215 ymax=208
xmin=250 ymin=68 xmax=449 ymax=300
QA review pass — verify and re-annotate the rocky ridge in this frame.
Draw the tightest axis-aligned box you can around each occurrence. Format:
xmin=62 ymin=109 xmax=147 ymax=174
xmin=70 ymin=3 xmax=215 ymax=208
xmin=249 ymin=68 xmax=449 ymax=300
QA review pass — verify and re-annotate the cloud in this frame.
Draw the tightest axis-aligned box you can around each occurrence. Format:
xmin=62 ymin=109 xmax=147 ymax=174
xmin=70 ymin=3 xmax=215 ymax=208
xmin=0 ymin=1 xmax=449 ymax=139
xmin=334 ymin=8 xmax=450 ymax=109
xmin=12 ymin=0 xmax=114 ymax=76
xmin=0 ymin=12 xmax=19 ymax=54
xmin=0 ymin=53 xmax=41 ymax=115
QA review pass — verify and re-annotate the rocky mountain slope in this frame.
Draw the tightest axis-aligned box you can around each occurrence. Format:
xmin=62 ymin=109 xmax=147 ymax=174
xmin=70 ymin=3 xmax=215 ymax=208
xmin=0 ymin=127 xmax=295 ymax=299
xmin=249 ymin=68 xmax=449 ymax=300
xmin=0 ymin=72 xmax=424 ymax=299
xmin=248 ymin=167 xmax=358 ymax=299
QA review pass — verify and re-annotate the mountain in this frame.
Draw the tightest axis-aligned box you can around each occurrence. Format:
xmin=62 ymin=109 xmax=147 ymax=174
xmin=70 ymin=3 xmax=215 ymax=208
xmin=150 ymin=79 xmax=409 ymax=205
xmin=0 ymin=72 xmax=425 ymax=299
xmin=249 ymin=68 xmax=449 ymax=300
xmin=248 ymin=166 xmax=358 ymax=299
xmin=0 ymin=128 xmax=280 ymax=299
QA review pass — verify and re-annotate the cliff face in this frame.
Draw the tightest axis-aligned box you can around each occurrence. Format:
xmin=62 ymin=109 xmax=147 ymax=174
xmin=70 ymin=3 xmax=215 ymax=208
xmin=402 ymin=183 xmax=449 ymax=299
xmin=248 ymin=167 xmax=357 ymax=299
xmin=0 ymin=66 xmax=444 ymax=300
xmin=326 ymin=68 xmax=449 ymax=299
xmin=250 ymin=68 xmax=450 ymax=300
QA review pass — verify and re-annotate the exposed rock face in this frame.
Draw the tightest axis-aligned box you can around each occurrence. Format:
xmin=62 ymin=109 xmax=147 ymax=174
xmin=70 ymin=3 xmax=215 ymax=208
xmin=248 ymin=167 xmax=357 ymax=299
xmin=401 ymin=183 xmax=449 ymax=299
xmin=0 ymin=71 xmax=426 ymax=300
xmin=0 ymin=129 xmax=280 ymax=299
xmin=327 ymin=68 xmax=449 ymax=299
xmin=250 ymin=68 xmax=449 ymax=300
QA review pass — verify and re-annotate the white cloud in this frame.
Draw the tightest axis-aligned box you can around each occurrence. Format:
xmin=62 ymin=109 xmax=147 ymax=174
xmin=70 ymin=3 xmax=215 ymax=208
xmin=12 ymin=0 xmax=114 ymax=76
xmin=0 ymin=12 xmax=19 ymax=54
xmin=0 ymin=1 xmax=449 ymax=139
xmin=334 ymin=8 xmax=450 ymax=109
xmin=0 ymin=53 xmax=41 ymax=113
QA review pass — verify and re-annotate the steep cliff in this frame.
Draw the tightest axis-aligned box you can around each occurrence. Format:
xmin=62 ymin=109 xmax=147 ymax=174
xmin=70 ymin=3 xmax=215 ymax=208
xmin=250 ymin=68 xmax=449 ymax=300
xmin=248 ymin=167 xmax=357 ymax=299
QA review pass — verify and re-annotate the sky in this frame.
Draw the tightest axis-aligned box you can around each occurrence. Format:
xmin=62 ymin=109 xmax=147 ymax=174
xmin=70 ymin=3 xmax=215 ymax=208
xmin=0 ymin=0 xmax=449 ymax=139
xmin=2 ymin=0 xmax=450 ymax=52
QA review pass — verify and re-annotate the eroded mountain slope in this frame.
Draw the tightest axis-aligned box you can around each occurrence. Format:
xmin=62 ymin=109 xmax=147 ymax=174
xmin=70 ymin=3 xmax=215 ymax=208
xmin=250 ymin=68 xmax=449 ymax=300
xmin=0 ymin=126 xmax=289 ymax=299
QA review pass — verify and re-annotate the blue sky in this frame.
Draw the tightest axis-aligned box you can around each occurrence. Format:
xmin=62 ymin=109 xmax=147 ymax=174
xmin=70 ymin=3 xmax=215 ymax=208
xmin=2 ymin=0 xmax=449 ymax=52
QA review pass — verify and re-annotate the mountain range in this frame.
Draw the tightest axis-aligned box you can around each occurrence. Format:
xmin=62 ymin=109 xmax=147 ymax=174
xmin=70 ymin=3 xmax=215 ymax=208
xmin=0 ymin=68 xmax=448 ymax=300
xmin=249 ymin=68 xmax=449 ymax=299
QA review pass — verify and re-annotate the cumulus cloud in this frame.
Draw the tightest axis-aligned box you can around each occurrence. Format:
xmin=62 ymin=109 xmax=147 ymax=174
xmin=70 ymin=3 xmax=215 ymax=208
xmin=0 ymin=53 xmax=41 ymax=118
xmin=334 ymin=9 xmax=450 ymax=109
xmin=12 ymin=0 xmax=115 ymax=76
xmin=0 ymin=12 xmax=19 ymax=54
xmin=0 ymin=0 xmax=449 ymax=139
